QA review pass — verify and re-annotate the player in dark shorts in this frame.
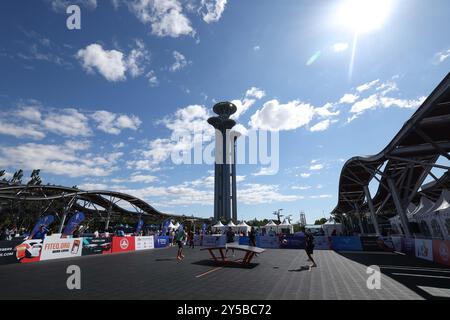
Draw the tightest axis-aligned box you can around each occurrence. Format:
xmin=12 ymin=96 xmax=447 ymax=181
xmin=225 ymin=227 xmax=235 ymax=256
xmin=249 ymin=227 xmax=257 ymax=246
xmin=305 ymin=230 xmax=317 ymax=271
xmin=176 ymin=227 xmax=186 ymax=261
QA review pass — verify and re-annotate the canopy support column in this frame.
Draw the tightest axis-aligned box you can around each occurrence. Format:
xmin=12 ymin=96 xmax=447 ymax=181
xmin=363 ymin=186 xmax=381 ymax=236
xmin=387 ymin=178 xmax=412 ymax=237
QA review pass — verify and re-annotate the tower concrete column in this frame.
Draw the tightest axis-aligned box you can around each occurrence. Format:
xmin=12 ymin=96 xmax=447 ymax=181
xmin=208 ymin=102 xmax=239 ymax=223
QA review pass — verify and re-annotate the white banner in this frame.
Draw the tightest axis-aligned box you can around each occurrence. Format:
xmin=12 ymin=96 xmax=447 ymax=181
xmin=135 ymin=236 xmax=154 ymax=251
xmin=40 ymin=237 xmax=83 ymax=261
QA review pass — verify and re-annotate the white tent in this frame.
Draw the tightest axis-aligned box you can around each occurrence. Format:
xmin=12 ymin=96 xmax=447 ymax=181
xmin=421 ymin=190 xmax=450 ymax=240
xmin=277 ymin=219 xmax=294 ymax=234
xmin=322 ymin=218 xmax=343 ymax=236
xmin=262 ymin=220 xmax=278 ymax=234
xmin=226 ymin=221 xmax=236 ymax=227
xmin=173 ymin=222 xmax=180 ymax=230
xmin=411 ymin=196 xmax=435 ymax=237
xmin=212 ymin=221 xmax=225 ymax=229
xmin=236 ymin=221 xmax=251 ymax=234
xmin=168 ymin=222 xmax=175 ymax=229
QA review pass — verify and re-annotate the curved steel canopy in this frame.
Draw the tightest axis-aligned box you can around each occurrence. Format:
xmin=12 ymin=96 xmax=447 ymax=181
xmin=0 ymin=184 xmax=187 ymax=221
xmin=333 ymin=72 xmax=450 ymax=217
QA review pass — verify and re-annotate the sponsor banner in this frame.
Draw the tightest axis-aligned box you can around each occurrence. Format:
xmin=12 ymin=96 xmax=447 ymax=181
xmin=40 ymin=237 xmax=83 ymax=261
xmin=257 ymin=236 xmax=279 ymax=249
xmin=112 ymin=237 xmax=135 ymax=253
xmin=14 ymin=239 xmax=43 ymax=263
xmin=154 ymin=236 xmax=170 ymax=248
xmin=279 ymin=236 xmax=305 ymax=249
xmin=194 ymin=235 xmax=202 ymax=246
xmin=82 ymin=237 xmax=112 ymax=256
xmin=30 ymin=215 xmax=55 ymax=239
xmin=330 ymin=236 xmax=363 ymax=251
xmin=202 ymin=235 xmax=226 ymax=247
xmin=415 ymin=238 xmax=433 ymax=261
xmin=62 ymin=212 xmax=85 ymax=236
xmin=360 ymin=236 xmax=388 ymax=252
xmin=135 ymin=236 xmax=155 ymax=251
xmin=433 ymin=240 xmax=450 ymax=267
xmin=314 ymin=236 xmax=331 ymax=250
xmin=403 ymin=237 xmax=415 ymax=256
xmin=239 ymin=236 xmax=249 ymax=246
xmin=0 ymin=240 xmax=24 ymax=265
xmin=391 ymin=236 xmax=404 ymax=252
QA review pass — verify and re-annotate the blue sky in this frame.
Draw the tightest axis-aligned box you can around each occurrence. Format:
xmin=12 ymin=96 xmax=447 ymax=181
xmin=0 ymin=0 xmax=449 ymax=223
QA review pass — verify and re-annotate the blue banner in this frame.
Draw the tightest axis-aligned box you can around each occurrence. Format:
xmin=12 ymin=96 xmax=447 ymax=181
xmin=239 ymin=236 xmax=249 ymax=246
xmin=30 ymin=215 xmax=55 ymax=239
xmin=62 ymin=212 xmax=85 ymax=236
xmin=154 ymin=236 xmax=170 ymax=248
xmin=135 ymin=219 xmax=144 ymax=234
xmin=330 ymin=236 xmax=363 ymax=251
xmin=279 ymin=236 xmax=306 ymax=249
xmin=257 ymin=236 xmax=279 ymax=248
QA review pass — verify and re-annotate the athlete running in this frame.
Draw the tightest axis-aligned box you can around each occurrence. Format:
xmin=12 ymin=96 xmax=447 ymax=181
xmin=176 ymin=226 xmax=186 ymax=261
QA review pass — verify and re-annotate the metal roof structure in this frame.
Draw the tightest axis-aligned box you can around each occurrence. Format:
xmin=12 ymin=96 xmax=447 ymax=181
xmin=332 ymin=72 xmax=450 ymax=235
xmin=0 ymin=183 xmax=210 ymax=228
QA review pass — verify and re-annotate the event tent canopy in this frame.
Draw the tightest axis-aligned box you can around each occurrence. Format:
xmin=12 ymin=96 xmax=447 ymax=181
xmin=212 ymin=221 xmax=225 ymax=228
xmin=226 ymin=221 xmax=236 ymax=227
xmin=411 ymin=196 xmax=435 ymax=219
xmin=427 ymin=189 xmax=450 ymax=213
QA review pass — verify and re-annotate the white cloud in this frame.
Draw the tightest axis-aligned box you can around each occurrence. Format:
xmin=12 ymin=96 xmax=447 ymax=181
xmin=339 ymin=93 xmax=359 ymax=104
xmin=112 ymin=173 xmax=158 ymax=184
xmin=252 ymin=167 xmax=278 ymax=176
xmin=332 ymin=42 xmax=348 ymax=52
xmin=238 ymin=184 xmax=301 ymax=204
xmin=380 ymin=96 xmax=426 ymax=109
xmin=314 ymin=103 xmax=340 ymax=118
xmin=231 ymin=87 xmax=265 ymax=120
xmin=249 ymin=99 xmax=315 ymax=131
xmin=309 ymin=164 xmax=324 ymax=171
xmin=76 ymin=44 xmax=127 ymax=82
xmin=356 ymin=79 xmax=380 ymax=92
xmin=309 ymin=194 xmax=332 ymax=199
xmin=310 ymin=119 xmax=331 ymax=132
xmin=146 ymin=70 xmax=159 ymax=86
xmin=48 ymin=0 xmax=97 ymax=12
xmin=78 ymin=183 xmax=109 ymax=190
xmin=292 ymin=185 xmax=311 ymax=190
xmin=300 ymin=173 xmax=311 ymax=178
xmin=16 ymin=106 xmax=42 ymax=122
xmin=129 ymin=0 xmax=195 ymax=38
xmin=0 ymin=121 xmax=45 ymax=140
xmin=350 ymin=94 xmax=379 ymax=114
xmin=200 ymin=0 xmax=227 ymax=23
xmin=126 ymin=39 xmax=150 ymax=77
xmin=43 ymin=108 xmax=92 ymax=137
xmin=91 ymin=110 xmax=142 ymax=135
xmin=253 ymin=46 xmax=261 ymax=51
xmin=0 ymin=143 xmax=121 ymax=178
xmin=433 ymin=48 xmax=450 ymax=64
xmin=170 ymin=51 xmax=188 ymax=72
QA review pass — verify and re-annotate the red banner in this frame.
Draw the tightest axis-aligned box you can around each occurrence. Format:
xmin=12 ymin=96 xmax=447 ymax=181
xmin=112 ymin=237 xmax=135 ymax=253
xmin=433 ymin=240 xmax=450 ymax=267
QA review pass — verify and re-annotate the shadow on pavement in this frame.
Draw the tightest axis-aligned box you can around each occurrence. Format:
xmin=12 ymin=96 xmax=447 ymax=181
xmin=336 ymin=251 xmax=450 ymax=300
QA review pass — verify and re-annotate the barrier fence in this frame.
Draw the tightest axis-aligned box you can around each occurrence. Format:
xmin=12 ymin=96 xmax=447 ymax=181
xmin=1 ymin=235 xmax=449 ymax=267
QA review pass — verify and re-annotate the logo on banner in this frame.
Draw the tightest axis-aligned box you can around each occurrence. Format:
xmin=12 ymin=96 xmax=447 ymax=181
xmin=439 ymin=242 xmax=449 ymax=262
xmin=120 ymin=238 xmax=129 ymax=250
xmin=366 ymin=265 xmax=381 ymax=290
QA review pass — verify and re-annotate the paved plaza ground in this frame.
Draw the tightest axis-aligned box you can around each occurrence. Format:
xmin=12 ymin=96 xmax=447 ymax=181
xmin=1 ymin=247 xmax=449 ymax=300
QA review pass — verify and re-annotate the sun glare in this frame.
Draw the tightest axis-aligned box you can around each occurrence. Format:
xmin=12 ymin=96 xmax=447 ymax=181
xmin=337 ymin=0 xmax=392 ymax=34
